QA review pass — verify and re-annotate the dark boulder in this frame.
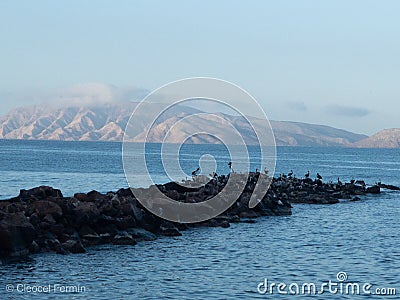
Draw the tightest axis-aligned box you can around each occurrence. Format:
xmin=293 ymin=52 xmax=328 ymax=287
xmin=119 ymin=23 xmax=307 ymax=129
xmin=116 ymin=188 xmax=134 ymax=197
xmin=45 ymin=238 xmax=61 ymax=252
xmin=0 ymin=212 xmax=35 ymax=257
xmin=271 ymin=205 xmax=292 ymax=216
xmin=163 ymin=181 xmax=197 ymax=194
xmin=31 ymin=200 xmax=63 ymax=220
xmin=4 ymin=202 xmax=24 ymax=213
xmin=238 ymin=210 xmax=259 ymax=219
xmin=43 ymin=214 xmax=56 ymax=225
xmin=86 ymin=190 xmax=107 ymax=202
xmin=29 ymin=213 xmax=40 ymax=226
xmin=49 ymin=223 xmax=65 ymax=237
xmin=78 ymin=225 xmax=97 ymax=237
xmin=19 ymin=186 xmax=63 ymax=201
xmin=139 ymin=212 xmax=162 ymax=233
xmin=73 ymin=193 xmax=88 ymax=202
xmin=70 ymin=202 xmax=100 ymax=227
xmin=98 ymin=233 xmax=112 ymax=243
xmin=174 ymin=223 xmax=190 ymax=231
xmin=205 ymin=218 xmax=230 ymax=228
xmin=126 ymin=228 xmax=157 ymax=241
xmin=158 ymin=221 xmax=182 ymax=236
xmin=115 ymin=216 xmax=136 ymax=230
xmin=29 ymin=241 xmax=40 ymax=253
xmin=366 ymin=185 xmax=380 ymax=194
xmin=81 ymin=233 xmax=102 ymax=246
xmin=378 ymin=183 xmax=400 ymax=191
xmin=112 ymin=231 xmax=137 ymax=245
xmin=62 ymin=239 xmax=86 ymax=254
xmin=226 ymin=215 xmax=240 ymax=223
xmin=93 ymin=217 xmax=119 ymax=236
xmin=303 ymin=178 xmax=314 ymax=185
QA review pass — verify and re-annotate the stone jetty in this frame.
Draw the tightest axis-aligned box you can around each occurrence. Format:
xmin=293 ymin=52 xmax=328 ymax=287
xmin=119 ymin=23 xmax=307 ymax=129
xmin=0 ymin=173 xmax=395 ymax=260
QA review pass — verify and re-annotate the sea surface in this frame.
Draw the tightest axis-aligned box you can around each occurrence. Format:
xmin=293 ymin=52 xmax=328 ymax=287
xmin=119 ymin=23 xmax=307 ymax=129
xmin=0 ymin=140 xmax=399 ymax=299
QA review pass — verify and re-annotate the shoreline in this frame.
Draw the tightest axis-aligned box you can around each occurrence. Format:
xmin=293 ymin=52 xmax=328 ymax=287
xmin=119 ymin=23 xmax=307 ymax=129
xmin=1 ymin=173 xmax=398 ymax=261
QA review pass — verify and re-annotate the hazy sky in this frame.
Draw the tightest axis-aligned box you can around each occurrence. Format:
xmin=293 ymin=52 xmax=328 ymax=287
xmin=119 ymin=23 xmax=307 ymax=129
xmin=0 ymin=0 xmax=399 ymax=135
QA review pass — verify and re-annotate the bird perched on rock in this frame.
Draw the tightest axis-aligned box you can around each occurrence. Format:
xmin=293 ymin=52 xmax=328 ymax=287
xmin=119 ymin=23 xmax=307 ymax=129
xmin=209 ymin=172 xmax=218 ymax=179
xmin=337 ymin=177 xmax=343 ymax=186
xmin=288 ymin=170 xmax=293 ymax=178
xmin=192 ymin=167 xmax=200 ymax=177
xmin=305 ymin=171 xmax=310 ymax=178
xmin=228 ymin=161 xmax=233 ymax=173
xmin=316 ymin=173 xmax=322 ymax=180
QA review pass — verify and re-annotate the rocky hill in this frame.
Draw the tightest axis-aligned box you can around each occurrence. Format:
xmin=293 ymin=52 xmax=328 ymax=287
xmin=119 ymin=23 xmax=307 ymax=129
xmin=0 ymin=103 xmax=368 ymax=147
xmin=351 ymin=128 xmax=400 ymax=148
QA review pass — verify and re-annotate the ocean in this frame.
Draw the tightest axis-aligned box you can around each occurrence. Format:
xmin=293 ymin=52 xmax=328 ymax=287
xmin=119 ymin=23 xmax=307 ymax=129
xmin=0 ymin=139 xmax=399 ymax=299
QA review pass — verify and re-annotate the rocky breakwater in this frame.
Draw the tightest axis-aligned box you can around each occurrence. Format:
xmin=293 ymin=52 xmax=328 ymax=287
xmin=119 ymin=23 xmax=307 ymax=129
xmin=0 ymin=172 xmax=290 ymax=260
xmin=268 ymin=175 xmax=389 ymax=204
xmin=1 ymin=173 xmax=396 ymax=260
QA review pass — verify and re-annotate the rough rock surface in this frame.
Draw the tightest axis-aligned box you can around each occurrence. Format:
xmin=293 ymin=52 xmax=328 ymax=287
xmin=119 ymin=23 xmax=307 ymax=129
xmin=0 ymin=174 xmax=393 ymax=259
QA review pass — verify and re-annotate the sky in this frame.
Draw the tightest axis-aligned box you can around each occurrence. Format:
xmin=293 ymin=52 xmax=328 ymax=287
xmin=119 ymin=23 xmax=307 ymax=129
xmin=0 ymin=0 xmax=399 ymax=135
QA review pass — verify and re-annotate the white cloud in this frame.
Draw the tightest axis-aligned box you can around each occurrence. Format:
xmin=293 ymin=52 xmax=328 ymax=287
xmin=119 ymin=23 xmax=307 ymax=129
xmin=0 ymin=83 xmax=150 ymax=115
xmin=52 ymin=83 xmax=149 ymax=106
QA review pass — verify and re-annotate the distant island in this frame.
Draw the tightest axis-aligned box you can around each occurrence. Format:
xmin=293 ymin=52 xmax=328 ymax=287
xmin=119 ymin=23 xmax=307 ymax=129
xmin=0 ymin=103 xmax=399 ymax=148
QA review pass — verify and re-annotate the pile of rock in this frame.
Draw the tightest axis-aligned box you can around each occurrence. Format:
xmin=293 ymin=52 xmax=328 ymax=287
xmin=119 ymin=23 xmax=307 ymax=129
xmin=267 ymin=176 xmax=383 ymax=204
xmin=0 ymin=173 xmax=395 ymax=260
xmin=0 ymin=174 xmax=290 ymax=259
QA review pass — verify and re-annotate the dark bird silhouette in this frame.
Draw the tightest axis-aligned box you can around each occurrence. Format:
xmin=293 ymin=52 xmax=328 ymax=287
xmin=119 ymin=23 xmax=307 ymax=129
xmin=209 ymin=172 xmax=218 ymax=179
xmin=350 ymin=179 xmax=355 ymax=184
xmin=316 ymin=173 xmax=322 ymax=180
xmin=288 ymin=170 xmax=293 ymax=177
xmin=191 ymin=167 xmax=200 ymax=177
xmin=337 ymin=177 xmax=343 ymax=186
xmin=305 ymin=171 xmax=310 ymax=178
xmin=228 ymin=161 xmax=233 ymax=172
xmin=355 ymin=180 xmax=366 ymax=187
xmin=264 ymin=168 xmax=269 ymax=175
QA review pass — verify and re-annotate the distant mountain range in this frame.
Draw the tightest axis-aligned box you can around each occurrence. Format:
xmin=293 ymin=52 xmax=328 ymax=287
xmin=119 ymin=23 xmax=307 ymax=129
xmin=0 ymin=103 xmax=398 ymax=148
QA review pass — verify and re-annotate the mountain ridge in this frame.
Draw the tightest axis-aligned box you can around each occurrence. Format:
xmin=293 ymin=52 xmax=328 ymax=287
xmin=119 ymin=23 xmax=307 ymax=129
xmin=351 ymin=128 xmax=400 ymax=148
xmin=0 ymin=103 xmax=393 ymax=148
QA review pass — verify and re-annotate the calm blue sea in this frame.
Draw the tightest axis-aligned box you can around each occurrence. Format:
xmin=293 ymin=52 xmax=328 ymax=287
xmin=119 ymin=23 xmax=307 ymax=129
xmin=0 ymin=139 xmax=399 ymax=299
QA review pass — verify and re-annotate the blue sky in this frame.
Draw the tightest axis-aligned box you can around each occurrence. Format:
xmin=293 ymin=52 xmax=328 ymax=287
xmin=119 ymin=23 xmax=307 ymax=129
xmin=0 ymin=0 xmax=399 ymax=135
